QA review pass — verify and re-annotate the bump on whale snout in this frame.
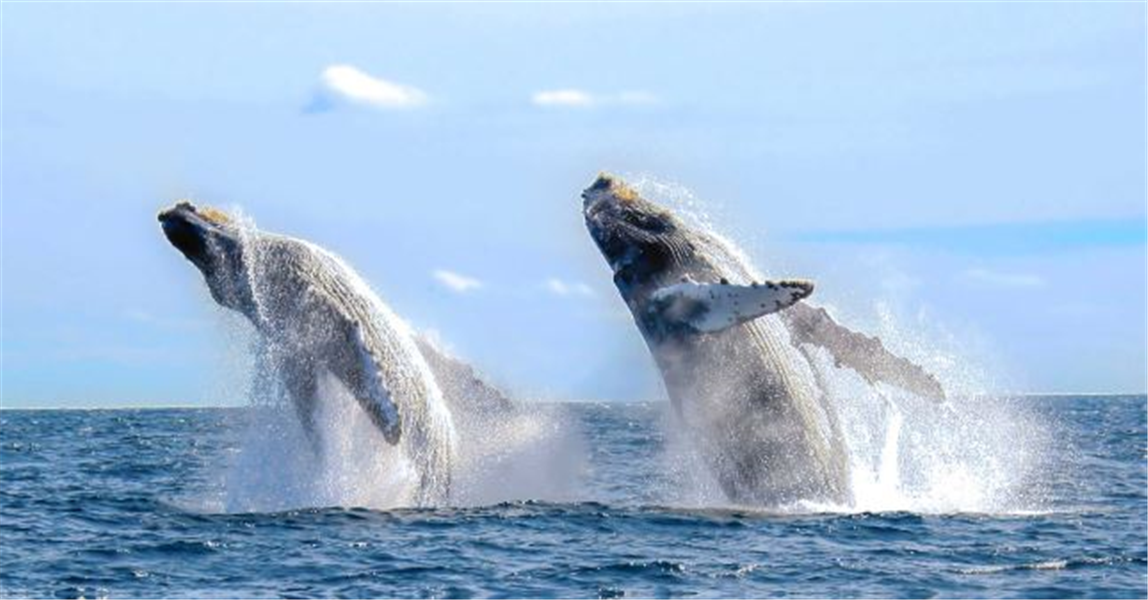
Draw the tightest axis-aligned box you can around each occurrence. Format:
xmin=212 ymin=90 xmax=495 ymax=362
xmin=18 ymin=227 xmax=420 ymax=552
xmin=582 ymin=172 xmax=641 ymax=210
xmin=158 ymin=201 xmax=233 ymax=227
xmin=158 ymin=200 xmax=192 ymax=226
xmin=587 ymin=172 xmax=615 ymax=194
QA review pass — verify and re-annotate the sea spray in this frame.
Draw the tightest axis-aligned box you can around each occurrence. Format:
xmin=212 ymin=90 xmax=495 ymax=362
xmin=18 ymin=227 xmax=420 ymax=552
xmin=222 ymin=378 xmax=416 ymax=513
xmin=630 ymin=176 xmax=1051 ymax=514
xmin=450 ymin=401 xmax=587 ymax=506
xmin=806 ymin=347 xmax=1050 ymax=513
xmin=222 ymin=359 xmax=588 ymax=512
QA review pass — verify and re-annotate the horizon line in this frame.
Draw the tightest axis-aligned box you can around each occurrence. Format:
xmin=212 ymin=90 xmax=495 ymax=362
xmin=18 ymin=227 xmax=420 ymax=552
xmin=2 ymin=392 xmax=1146 ymax=411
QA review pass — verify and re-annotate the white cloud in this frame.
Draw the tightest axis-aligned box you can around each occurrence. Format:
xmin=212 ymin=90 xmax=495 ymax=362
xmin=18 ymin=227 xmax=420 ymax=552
xmin=960 ymin=268 xmax=1045 ymax=288
xmin=320 ymin=64 xmax=428 ymax=109
xmin=433 ymin=269 xmax=483 ymax=293
xmin=532 ymin=89 xmax=596 ymax=107
xmin=545 ymin=278 xmax=595 ymax=298
xmin=531 ymin=89 xmax=659 ymax=108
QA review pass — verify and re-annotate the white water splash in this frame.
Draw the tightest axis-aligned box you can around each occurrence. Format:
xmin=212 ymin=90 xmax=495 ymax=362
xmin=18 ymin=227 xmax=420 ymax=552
xmin=223 ymin=373 xmax=418 ymax=512
xmin=450 ymin=402 xmax=587 ymax=506
xmin=219 ymin=376 xmax=587 ymax=513
xmin=802 ymin=345 xmax=1048 ymax=514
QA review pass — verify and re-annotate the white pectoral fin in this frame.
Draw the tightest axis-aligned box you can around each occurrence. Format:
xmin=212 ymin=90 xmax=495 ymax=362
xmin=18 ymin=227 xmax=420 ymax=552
xmin=651 ymin=279 xmax=814 ymax=334
xmin=349 ymin=328 xmax=403 ymax=445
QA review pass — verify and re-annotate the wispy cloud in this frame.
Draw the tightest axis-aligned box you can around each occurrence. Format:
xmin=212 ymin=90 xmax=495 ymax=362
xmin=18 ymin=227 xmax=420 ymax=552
xmin=531 ymin=89 xmax=659 ymax=108
xmin=312 ymin=64 xmax=428 ymax=111
xmin=544 ymin=278 xmax=596 ymax=298
xmin=532 ymin=89 xmax=595 ymax=108
xmin=433 ymin=269 xmax=483 ymax=293
xmin=959 ymin=268 xmax=1046 ymax=288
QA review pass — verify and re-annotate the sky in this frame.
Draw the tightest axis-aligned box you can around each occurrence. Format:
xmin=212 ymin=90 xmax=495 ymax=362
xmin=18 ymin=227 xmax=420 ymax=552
xmin=2 ymin=2 xmax=1145 ymax=408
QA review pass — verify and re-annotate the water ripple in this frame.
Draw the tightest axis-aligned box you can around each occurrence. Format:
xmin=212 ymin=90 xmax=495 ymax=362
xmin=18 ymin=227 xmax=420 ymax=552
xmin=1 ymin=398 xmax=1144 ymax=598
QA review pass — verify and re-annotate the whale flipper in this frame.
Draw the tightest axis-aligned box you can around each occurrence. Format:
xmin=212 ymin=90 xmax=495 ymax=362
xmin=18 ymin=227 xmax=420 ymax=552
xmin=351 ymin=330 xmax=401 ymax=442
xmin=415 ymin=336 xmax=514 ymax=416
xmin=650 ymin=279 xmax=814 ymax=334
xmin=344 ymin=325 xmax=403 ymax=445
xmin=783 ymin=303 xmax=946 ymax=400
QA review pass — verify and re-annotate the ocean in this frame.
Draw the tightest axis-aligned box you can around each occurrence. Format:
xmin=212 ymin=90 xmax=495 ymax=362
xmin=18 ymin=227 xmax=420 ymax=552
xmin=1 ymin=396 xmax=1145 ymax=599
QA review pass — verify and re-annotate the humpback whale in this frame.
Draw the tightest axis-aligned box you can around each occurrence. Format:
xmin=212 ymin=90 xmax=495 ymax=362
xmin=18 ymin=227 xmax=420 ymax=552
xmin=582 ymin=174 xmax=945 ymax=505
xmin=158 ymin=201 xmax=461 ymax=504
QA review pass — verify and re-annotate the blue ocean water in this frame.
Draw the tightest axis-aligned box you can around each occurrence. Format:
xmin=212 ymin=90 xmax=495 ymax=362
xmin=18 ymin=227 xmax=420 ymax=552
xmin=1 ymin=396 xmax=1145 ymax=599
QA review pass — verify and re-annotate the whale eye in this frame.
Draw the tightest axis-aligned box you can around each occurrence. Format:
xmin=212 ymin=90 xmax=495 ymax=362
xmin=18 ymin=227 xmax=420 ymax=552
xmin=627 ymin=210 xmax=671 ymax=234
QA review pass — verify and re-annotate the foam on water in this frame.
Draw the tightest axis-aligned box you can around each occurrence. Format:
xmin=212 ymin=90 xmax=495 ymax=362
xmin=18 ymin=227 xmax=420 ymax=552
xmin=629 ymin=175 xmax=1051 ymax=515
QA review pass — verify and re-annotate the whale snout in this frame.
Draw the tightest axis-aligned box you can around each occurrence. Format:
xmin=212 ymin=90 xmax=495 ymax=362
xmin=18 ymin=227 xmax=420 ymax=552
xmin=159 ymin=203 xmax=210 ymax=265
xmin=158 ymin=200 xmax=237 ymax=270
xmin=581 ymin=173 xmax=615 ymax=202
xmin=157 ymin=200 xmax=196 ymax=225
xmin=582 ymin=172 xmax=641 ymax=213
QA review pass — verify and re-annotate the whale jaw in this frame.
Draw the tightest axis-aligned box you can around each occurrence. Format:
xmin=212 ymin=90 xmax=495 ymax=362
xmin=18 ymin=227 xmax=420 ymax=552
xmin=158 ymin=201 xmax=255 ymax=317
xmin=159 ymin=202 xmax=213 ymax=269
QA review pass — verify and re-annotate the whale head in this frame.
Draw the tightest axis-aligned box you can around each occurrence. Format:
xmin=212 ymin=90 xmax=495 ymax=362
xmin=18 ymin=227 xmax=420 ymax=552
xmin=584 ymin=173 xmax=815 ymax=341
xmin=158 ymin=201 xmax=257 ymax=318
xmin=582 ymin=173 xmax=709 ymax=301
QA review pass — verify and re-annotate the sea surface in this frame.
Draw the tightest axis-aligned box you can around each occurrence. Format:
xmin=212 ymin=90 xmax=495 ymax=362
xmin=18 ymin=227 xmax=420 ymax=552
xmin=1 ymin=396 xmax=1145 ymax=599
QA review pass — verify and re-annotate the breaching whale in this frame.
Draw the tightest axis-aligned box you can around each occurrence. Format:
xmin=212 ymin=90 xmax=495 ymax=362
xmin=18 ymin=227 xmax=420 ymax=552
xmin=582 ymin=174 xmax=945 ymax=505
xmin=158 ymin=201 xmax=467 ymax=504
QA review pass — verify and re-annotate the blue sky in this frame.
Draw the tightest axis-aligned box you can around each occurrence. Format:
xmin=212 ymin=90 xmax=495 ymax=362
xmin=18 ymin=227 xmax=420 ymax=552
xmin=2 ymin=3 xmax=1145 ymax=407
